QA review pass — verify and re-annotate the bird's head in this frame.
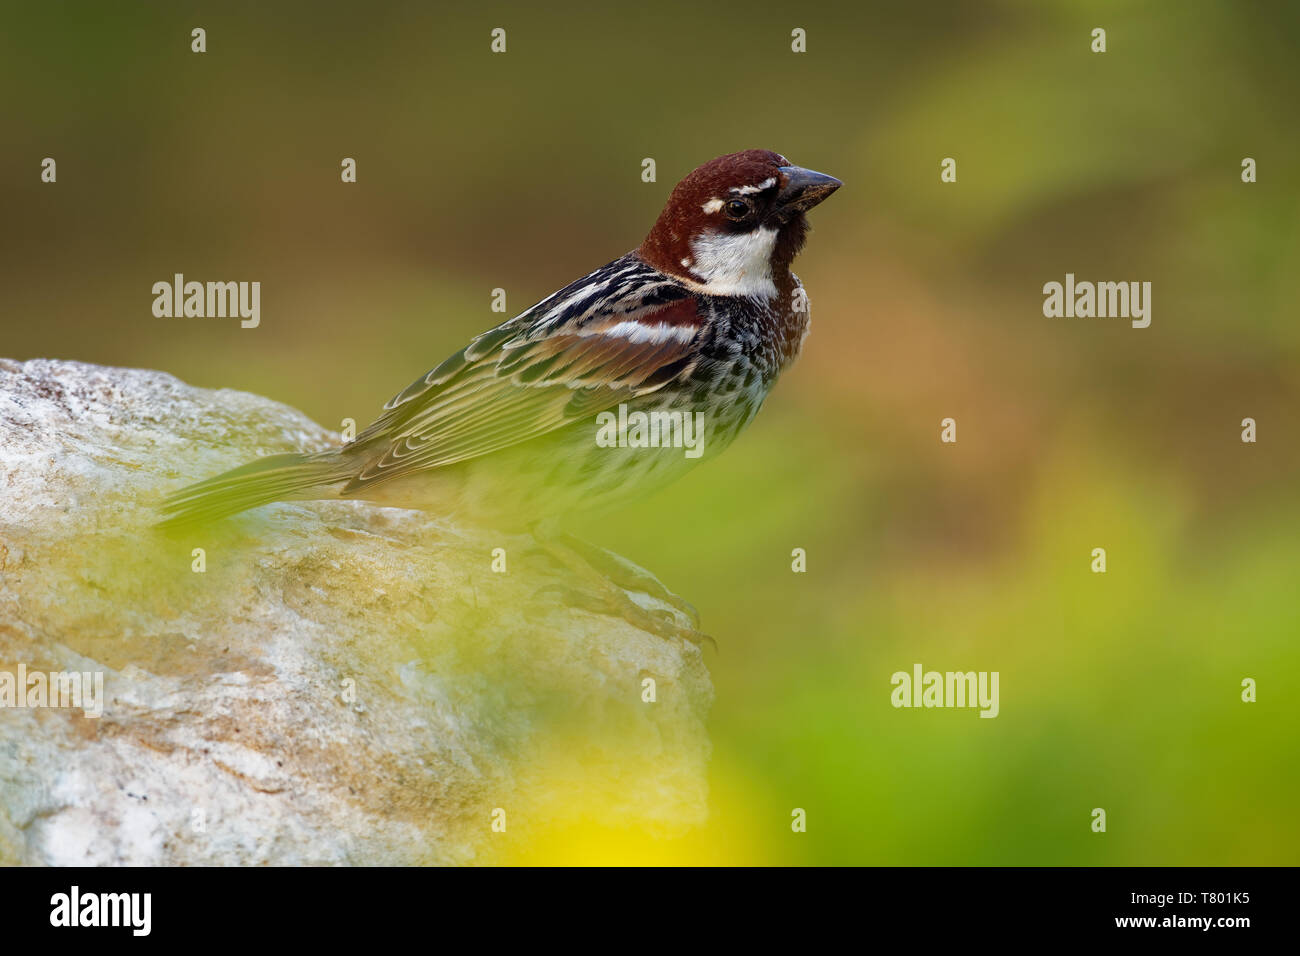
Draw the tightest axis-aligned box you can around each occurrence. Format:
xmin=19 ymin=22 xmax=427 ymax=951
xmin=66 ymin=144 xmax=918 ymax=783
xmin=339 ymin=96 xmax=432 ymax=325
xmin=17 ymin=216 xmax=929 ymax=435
xmin=639 ymin=149 xmax=841 ymax=298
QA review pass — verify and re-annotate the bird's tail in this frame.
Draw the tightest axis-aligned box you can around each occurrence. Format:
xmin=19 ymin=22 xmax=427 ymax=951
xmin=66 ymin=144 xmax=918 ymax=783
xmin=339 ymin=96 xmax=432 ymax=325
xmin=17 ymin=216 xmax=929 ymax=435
xmin=157 ymin=451 xmax=348 ymax=528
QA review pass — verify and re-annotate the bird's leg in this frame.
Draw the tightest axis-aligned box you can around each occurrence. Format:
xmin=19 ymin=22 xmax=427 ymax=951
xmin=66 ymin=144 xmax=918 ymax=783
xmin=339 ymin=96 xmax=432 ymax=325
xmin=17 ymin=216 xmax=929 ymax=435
xmin=530 ymin=531 xmax=709 ymax=646
xmin=555 ymin=533 xmax=702 ymax=627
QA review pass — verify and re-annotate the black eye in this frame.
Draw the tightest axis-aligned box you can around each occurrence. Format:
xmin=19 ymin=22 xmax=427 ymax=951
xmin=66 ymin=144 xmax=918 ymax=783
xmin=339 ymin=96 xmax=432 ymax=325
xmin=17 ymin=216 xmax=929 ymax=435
xmin=724 ymin=199 xmax=750 ymax=219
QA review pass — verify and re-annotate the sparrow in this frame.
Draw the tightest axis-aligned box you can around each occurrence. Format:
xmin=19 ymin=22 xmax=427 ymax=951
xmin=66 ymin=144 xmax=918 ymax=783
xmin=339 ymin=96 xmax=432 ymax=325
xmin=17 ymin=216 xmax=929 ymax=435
xmin=161 ymin=150 xmax=841 ymax=534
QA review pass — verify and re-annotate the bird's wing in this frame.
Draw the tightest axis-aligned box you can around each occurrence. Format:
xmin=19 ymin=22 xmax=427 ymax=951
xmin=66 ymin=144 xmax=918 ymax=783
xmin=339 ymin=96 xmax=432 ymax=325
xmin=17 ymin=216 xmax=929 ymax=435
xmin=343 ymin=263 xmax=705 ymax=492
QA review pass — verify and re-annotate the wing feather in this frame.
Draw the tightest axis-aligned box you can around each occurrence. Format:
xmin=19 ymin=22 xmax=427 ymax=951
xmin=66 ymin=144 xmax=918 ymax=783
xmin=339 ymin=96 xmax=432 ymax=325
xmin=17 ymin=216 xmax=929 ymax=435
xmin=344 ymin=264 xmax=704 ymax=493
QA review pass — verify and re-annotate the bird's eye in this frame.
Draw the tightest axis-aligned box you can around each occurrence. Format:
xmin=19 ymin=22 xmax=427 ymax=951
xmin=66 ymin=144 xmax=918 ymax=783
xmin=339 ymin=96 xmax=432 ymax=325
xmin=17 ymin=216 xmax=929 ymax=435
xmin=724 ymin=199 xmax=751 ymax=219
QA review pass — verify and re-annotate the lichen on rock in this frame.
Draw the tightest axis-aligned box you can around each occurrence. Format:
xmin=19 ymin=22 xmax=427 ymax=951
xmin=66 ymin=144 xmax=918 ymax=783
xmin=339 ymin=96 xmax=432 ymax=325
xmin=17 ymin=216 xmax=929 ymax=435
xmin=0 ymin=358 xmax=712 ymax=865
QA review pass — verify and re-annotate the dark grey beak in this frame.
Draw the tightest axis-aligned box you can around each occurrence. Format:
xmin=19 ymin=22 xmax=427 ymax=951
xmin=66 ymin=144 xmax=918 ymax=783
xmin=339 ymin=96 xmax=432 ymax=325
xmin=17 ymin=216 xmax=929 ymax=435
xmin=777 ymin=165 xmax=842 ymax=212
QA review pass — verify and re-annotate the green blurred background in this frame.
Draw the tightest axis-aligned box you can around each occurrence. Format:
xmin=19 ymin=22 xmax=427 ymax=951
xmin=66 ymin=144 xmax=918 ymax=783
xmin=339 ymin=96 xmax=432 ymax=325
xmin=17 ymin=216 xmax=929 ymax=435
xmin=2 ymin=0 xmax=1296 ymax=864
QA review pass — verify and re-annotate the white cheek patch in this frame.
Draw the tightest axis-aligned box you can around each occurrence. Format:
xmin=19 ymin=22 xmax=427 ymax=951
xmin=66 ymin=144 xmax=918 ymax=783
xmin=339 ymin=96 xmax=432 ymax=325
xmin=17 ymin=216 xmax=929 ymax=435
xmin=687 ymin=227 xmax=779 ymax=298
xmin=730 ymin=177 xmax=776 ymax=196
xmin=701 ymin=198 xmax=724 ymax=214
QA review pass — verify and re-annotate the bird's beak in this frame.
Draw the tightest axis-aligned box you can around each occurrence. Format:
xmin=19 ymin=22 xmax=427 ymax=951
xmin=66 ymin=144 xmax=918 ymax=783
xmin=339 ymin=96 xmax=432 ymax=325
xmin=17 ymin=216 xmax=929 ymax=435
xmin=777 ymin=166 xmax=842 ymax=211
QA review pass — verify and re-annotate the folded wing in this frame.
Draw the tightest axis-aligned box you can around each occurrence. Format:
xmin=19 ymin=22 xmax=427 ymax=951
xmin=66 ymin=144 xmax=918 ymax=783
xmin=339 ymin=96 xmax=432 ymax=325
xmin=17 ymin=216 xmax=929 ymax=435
xmin=343 ymin=276 xmax=705 ymax=494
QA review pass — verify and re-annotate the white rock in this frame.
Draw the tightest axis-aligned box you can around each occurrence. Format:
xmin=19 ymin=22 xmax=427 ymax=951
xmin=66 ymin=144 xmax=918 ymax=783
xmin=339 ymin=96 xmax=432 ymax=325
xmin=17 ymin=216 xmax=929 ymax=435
xmin=0 ymin=359 xmax=711 ymax=865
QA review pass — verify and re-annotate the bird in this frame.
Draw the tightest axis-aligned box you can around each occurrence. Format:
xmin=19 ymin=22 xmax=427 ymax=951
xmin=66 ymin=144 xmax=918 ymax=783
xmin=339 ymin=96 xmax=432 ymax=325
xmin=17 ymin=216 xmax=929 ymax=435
xmin=161 ymin=150 xmax=841 ymax=547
